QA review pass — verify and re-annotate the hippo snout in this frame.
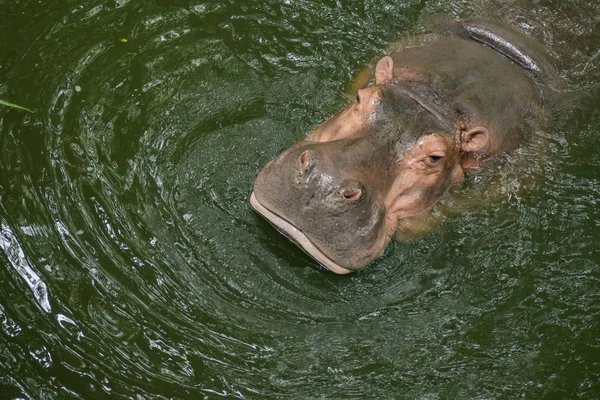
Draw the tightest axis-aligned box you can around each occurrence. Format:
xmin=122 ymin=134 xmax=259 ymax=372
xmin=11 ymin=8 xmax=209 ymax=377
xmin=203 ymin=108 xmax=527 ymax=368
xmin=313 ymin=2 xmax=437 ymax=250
xmin=252 ymin=139 xmax=391 ymax=272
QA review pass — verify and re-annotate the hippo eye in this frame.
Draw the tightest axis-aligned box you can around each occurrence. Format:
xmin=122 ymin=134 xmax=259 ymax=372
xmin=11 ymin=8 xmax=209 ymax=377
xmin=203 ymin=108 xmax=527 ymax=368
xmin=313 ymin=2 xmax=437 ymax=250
xmin=355 ymin=93 xmax=361 ymax=104
xmin=419 ymin=154 xmax=445 ymax=168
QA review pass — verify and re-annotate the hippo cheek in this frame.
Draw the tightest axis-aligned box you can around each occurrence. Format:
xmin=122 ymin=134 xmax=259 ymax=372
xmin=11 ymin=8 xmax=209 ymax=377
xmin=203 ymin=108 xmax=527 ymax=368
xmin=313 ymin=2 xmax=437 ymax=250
xmin=296 ymin=198 xmax=390 ymax=271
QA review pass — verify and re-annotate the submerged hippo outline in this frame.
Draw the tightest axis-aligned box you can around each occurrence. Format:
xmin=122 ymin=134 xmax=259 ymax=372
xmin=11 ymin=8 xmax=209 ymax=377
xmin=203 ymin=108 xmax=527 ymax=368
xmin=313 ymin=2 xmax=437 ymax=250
xmin=251 ymin=19 xmax=555 ymax=274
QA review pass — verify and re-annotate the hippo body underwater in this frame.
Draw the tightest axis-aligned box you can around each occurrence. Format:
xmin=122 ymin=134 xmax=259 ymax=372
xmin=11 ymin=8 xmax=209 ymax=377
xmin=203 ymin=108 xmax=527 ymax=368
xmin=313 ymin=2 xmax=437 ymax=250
xmin=251 ymin=20 xmax=555 ymax=274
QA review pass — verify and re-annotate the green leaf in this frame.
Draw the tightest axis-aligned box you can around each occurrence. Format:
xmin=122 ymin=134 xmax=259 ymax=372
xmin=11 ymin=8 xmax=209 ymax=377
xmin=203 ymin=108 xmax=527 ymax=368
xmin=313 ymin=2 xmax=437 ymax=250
xmin=0 ymin=100 xmax=33 ymax=113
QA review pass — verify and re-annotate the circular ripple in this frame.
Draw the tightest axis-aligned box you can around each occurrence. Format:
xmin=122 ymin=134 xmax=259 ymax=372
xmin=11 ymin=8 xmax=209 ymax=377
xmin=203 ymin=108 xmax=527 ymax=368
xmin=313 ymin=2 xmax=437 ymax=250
xmin=0 ymin=0 xmax=599 ymax=398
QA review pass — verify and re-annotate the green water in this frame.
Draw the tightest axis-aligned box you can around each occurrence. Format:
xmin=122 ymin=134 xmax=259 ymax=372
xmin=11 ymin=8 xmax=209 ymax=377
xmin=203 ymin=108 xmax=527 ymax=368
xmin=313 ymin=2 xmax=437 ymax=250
xmin=1 ymin=0 xmax=599 ymax=398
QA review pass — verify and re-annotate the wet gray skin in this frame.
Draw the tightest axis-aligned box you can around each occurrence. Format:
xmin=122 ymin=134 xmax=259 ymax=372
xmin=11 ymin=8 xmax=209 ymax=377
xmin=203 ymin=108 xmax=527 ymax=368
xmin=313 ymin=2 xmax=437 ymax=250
xmin=251 ymin=20 xmax=553 ymax=274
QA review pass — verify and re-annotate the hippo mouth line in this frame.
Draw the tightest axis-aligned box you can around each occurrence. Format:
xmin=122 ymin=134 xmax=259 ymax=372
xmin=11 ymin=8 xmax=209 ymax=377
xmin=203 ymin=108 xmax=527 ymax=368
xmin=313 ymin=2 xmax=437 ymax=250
xmin=250 ymin=192 xmax=354 ymax=275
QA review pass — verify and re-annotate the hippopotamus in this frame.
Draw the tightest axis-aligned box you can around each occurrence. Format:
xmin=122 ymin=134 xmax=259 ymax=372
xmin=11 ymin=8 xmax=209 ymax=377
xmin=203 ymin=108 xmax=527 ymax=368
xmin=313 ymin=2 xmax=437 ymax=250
xmin=250 ymin=19 xmax=555 ymax=274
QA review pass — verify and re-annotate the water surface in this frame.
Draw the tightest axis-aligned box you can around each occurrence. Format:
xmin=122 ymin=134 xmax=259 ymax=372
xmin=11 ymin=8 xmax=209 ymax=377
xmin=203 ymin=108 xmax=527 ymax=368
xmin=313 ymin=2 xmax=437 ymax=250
xmin=1 ymin=0 xmax=599 ymax=398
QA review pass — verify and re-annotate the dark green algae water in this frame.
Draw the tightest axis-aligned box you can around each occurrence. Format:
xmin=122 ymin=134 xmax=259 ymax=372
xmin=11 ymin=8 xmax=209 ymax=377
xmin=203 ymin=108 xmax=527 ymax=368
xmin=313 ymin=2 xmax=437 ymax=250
xmin=1 ymin=0 xmax=600 ymax=398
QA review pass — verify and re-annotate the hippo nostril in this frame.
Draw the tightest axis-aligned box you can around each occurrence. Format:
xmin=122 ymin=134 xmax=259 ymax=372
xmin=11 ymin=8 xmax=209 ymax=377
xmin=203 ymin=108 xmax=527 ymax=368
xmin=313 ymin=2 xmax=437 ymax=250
xmin=300 ymin=150 xmax=310 ymax=169
xmin=342 ymin=189 xmax=362 ymax=200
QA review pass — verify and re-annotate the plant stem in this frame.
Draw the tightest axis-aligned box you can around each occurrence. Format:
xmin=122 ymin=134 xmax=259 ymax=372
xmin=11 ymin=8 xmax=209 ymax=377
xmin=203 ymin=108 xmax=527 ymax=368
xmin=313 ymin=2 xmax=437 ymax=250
xmin=0 ymin=100 xmax=33 ymax=113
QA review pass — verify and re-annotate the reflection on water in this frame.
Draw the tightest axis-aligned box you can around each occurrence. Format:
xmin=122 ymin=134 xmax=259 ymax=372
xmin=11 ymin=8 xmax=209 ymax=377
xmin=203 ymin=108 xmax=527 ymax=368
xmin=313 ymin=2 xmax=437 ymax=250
xmin=0 ymin=0 xmax=599 ymax=397
xmin=0 ymin=223 xmax=51 ymax=313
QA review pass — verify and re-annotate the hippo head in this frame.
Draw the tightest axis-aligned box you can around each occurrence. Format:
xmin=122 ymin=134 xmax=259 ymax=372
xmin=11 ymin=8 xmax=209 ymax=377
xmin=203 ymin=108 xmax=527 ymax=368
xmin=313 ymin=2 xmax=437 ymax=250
xmin=251 ymin=67 xmax=491 ymax=273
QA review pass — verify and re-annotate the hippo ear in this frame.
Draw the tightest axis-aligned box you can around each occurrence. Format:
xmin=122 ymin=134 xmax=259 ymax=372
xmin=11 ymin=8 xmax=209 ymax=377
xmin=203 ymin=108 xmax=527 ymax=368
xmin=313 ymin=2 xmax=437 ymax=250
xmin=375 ymin=56 xmax=394 ymax=85
xmin=460 ymin=126 xmax=489 ymax=154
